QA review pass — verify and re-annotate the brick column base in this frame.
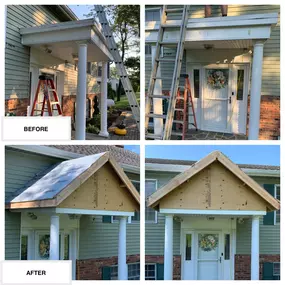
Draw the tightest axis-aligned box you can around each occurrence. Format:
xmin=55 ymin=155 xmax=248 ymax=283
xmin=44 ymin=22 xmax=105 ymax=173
xmin=76 ymin=254 xmax=140 ymax=280
xmin=145 ymin=255 xmax=181 ymax=280
xmin=235 ymin=254 xmax=280 ymax=280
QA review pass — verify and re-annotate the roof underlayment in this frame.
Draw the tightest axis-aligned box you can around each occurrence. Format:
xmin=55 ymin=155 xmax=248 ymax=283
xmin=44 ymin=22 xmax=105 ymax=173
xmin=11 ymin=153 xmax=106 ymax=203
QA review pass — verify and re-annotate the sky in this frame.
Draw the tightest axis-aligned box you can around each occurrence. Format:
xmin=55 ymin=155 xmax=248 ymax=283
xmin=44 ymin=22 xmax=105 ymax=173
xmin=145 ymin=145 xmax=280 ymax=166
xmin=124 ymin=145 xmax=140 ymax=154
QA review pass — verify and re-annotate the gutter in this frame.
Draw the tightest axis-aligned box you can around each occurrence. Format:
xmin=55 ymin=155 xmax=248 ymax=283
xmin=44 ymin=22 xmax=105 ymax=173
xmin=58 ymin=5 xmax=78 ymax=21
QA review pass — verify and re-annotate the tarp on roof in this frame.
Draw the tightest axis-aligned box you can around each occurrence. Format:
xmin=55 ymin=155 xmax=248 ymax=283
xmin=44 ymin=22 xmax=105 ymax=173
xmin=11 ymin=153 xmax=106 ymax=203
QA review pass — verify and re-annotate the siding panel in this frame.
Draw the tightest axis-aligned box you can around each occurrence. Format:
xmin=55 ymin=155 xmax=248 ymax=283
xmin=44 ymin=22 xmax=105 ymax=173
xmin=5 ymin=5 xmax=60 ymax=99
xmin=5 ymin=211 xmax=21 ymax=260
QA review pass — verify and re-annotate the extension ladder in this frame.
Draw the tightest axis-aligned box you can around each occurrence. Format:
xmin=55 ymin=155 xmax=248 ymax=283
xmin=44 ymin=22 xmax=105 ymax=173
xmin=30 ymin=75 xmax=62 ymax=116
xmin=145 ymin=5 xmax=190 ymax=140
xmin=94 ymin=5 xmax=140 ymax=129
xmin=174 ymin=74 xmax=197 ymax=139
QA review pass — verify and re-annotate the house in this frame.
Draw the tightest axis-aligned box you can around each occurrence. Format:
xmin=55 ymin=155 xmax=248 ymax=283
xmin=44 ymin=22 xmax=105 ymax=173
xmin=5 ymin=145 xmax=140 ymax=280
xmin=145 ymin=5 xmax=280 ymax=140
xmin=5 ymin=5 xmax=113 ymax=140
xmin=145 ymin=151 xmax=280 ymax=280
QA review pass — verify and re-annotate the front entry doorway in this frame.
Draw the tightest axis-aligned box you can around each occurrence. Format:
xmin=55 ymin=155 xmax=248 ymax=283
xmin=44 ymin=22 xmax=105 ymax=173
xmin=181 ymin=217 xmax=236 ymax=280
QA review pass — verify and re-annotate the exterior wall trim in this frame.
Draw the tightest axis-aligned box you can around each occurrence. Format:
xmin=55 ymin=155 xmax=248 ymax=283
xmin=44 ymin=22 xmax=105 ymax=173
xmin=55 ymin=208 xmax=135 ymax=216
xmin=160 ymin=209 xmax=267 ymax=216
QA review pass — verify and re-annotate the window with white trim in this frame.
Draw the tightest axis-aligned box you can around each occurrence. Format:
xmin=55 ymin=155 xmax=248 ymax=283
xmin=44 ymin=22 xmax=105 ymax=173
xmin=110 ymin=263 xmax=140 ymax=280
xmin=145 ymin=264 xmax=156 ymax=280
xmin=145 ymin=180 xmax=157 ymax=223
xmin=273 ymin=262 xmax=280 ymax=277
xmin=275 ymin=185 xmax=280 ymax=224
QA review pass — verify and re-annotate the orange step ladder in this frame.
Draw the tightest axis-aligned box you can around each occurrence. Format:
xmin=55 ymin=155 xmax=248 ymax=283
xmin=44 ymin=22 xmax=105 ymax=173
xmin=175 ymin=74 xmax=198 ymax=139
xmin=30 ymin=75 xmax=62 ymax=116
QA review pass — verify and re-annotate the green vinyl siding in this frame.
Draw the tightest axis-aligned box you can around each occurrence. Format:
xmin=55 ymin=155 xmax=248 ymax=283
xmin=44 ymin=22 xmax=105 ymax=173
xmin=78 ymin=215 xmax=140 ymax=259
xmin=5 ymin=211 xmax=21 ymax=260
xmin=5 ymin=5 xmax=60 ymax=100
xmin=145 ymin=5 xmax=280 ymax=97
xmin=5 ymin=148 xmax=63 ymax=200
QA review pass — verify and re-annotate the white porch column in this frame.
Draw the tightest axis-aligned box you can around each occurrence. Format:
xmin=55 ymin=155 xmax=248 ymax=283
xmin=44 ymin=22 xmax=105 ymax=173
xmin=27 ymin=230 xmax=35 ymax=260
xmin=70 ymin=229 xmax=77 ymax=280
xmin=248 ymin=40 xmax=265 ymax=140
xmin=251 ymin=215 xmax=260 ymax=280
xmin=151 ymin=45 xmax=163 ymax=137
xmin=118 ymin=216 xmax=128 ymax=280
xmin=50 ymin=215 xmax=60 ymax=260
xmin=164 ymin=214 xmax=173 ymax=280
xmin=99 ymin=61 xmax=109 ymax=137
xmin=75 ymin=42 xmax=87 ymax=140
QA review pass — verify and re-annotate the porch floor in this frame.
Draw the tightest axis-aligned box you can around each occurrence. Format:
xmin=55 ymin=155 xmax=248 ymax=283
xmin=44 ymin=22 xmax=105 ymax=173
xmin=174 ymin=129 xmax=247 ymax=140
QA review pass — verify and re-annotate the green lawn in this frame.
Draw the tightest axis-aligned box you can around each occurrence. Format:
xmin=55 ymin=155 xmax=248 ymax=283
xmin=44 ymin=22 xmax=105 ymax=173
xmin=113 ymin=93 xmax=140 ymax=110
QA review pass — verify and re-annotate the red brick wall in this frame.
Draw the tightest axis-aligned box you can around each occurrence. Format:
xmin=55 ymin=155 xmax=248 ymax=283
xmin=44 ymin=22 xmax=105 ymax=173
xmin=247 ymin=95 xmax=280 ymax=140
xmin=145 ymin=255 xmax=181 ymax=280
xmin=76 ymin=254 xmax=140 ymax=280
xmin=5 ymin=98 xmax=30 ymax=116
xmin=235 ymin=254 xmax=280 ymax=280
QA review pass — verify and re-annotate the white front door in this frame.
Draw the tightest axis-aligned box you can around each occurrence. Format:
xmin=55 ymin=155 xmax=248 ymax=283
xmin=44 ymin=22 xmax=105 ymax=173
xmin=200 ymin=64 xmax=249 ymax=134
xmin=202 ymin=67 xmax=231 ymax=133
xmin=182 ymin=230 xmax=233 ymax=280
xmin=196 ymin=232 xmax=222 ymax=280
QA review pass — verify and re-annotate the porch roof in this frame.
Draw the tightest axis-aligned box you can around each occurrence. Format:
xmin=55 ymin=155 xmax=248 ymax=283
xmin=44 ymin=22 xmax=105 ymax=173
xmin=20 ymin=18 xmax=113 ymax=63
xmin=147 ymin=151 xmax=280 ymax=213
xmin=6 ymin=152 xmax=140 ymax=212
xmin=145 ymin=13 xmax=278 ymax=49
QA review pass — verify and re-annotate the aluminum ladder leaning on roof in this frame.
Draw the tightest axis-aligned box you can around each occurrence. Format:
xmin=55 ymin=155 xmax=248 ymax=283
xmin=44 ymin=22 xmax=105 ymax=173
xmin=94 ymin=5 xmax=140 ymax=130
xmin=145 ymin=5 xmax=190 ymax=140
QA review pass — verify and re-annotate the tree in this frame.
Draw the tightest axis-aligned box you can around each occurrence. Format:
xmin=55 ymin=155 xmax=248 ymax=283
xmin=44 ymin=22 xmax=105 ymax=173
xmin=87 ymin=5 xmax=140 ymax=101
xmin=124 ymin=56 xmax=140 ymax=92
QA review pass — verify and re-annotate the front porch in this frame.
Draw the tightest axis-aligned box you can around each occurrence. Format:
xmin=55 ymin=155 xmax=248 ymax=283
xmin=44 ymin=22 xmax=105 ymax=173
xmin=6 ymin=152 xmax=140 ymax=280
xmin=20 ymin=19 xmax=113 ymax=140
xmin=147 ymin=151 xmax=280 ymax=280
xmin=145 ymin=12 xmax=278 ymax=140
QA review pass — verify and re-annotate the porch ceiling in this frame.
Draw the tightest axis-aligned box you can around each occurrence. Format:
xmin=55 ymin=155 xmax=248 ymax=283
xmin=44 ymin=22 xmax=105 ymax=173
xmin=20 ymin=18 xmax=113 ymax=63
xmin=145 ymin=13 xmax=278 ymax=48
xmin=147 ymin=151 xmax=280 ymax=213
xmin=6 ymin=152 xmax=140 ymax=212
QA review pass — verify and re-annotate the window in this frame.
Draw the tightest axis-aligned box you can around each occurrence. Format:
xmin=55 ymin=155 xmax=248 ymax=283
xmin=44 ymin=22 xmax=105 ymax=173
xmin=275 ymin=185 xmax=280 ymax=224
xmin=145 ymin=45 xmax=152 ymax=55
xmin=131 ymin=180 xmax=140 ymax=222
xmin=110 ymin=265 xmax=118 ymax=280
xmin=224 ymin=234 xmax=230 ymax=260
xmin=145 ymin=264 xmax=156 ymax=280
xmin=112 ymin=180 xmax=140 ymax=223
xmin=110 ymin=263 xmax=140 ymax=280
xmin=128 ymin=263 xmax=140 ymax=280
xmin=21 ymin=235 xmax=28 ymax=260
xmin=273 ymin=262 xmax=280 ymax=276
xmin=185 ymin=234 xmax=192 ymax=260
xmin=145 ymin=9 xmax=160 ymax=21
xmin=87 ymin=62 xmax=92 ymax=75
xmin=193 ymin=69 xmax=200 ymax=98
xmin=236 ymin=69 xmax=245 ymax=100
xmin=145 ymin=180 xmax=157 ymax=222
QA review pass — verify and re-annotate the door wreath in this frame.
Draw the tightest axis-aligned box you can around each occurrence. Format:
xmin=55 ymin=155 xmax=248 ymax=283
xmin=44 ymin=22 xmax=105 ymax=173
xmin=199 ymin=234 xmax=218 ymax=252
xmin=207 ymin=69 xmax=228 ymax=90
xmin=39 ymin=235 xmax=50 ymax=259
